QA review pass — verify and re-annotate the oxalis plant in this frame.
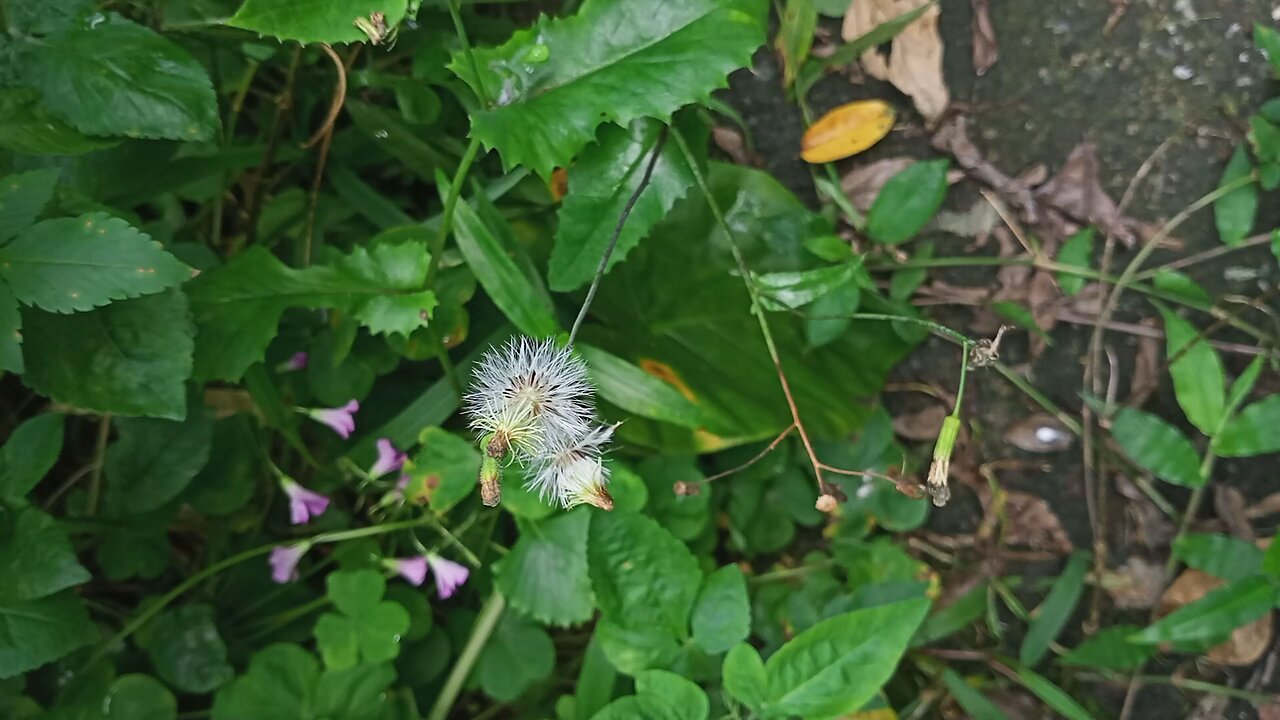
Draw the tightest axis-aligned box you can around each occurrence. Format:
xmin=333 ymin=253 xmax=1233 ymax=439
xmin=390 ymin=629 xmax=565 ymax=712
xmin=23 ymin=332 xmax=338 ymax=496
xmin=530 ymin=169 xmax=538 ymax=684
xmin=2 ymin=0 xmax=1280 ymax=719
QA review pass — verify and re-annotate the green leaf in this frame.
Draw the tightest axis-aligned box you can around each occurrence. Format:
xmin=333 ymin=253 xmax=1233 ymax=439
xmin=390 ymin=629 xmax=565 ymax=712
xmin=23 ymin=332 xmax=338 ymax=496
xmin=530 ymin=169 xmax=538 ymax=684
xmin=1158 ymin=308 xmax=1225 ymax=435
xmin=777 ymin=0 xmax=818 ymax=87
xmin=0 ymin=284 xmax=20 ymax=374
xmin=1214 ymin=145 xmax=1257 ymax=246
xmin=340 ymin=242 xmax=437 ymax=338
xmin=1173 ymin=533 xmax=1264 ymax=582
xmin=722 ymin=643 xmax=767 ymax=711
xmin=477 ymin=611 xmax=556 ymax=701
xmin=0 ymin=89 xmax=119 ymax=156
xmin=592 ymin=670 xmax=709 ymax=720
xmin=0 ymin=213 xmax=191 ymax=313
xmin=636 ymin=456 xmax=710 ymax=540
xmin=312 ymin=663 xmax=396 ymax=720
xmin=6 ymin=0 xmax=94 ymax=35
xmin=0 ymin=413 xmax=64 ymax=503
xmin=0 ymin=507 xmax=90 ymax=601
xmin=1131 ymin=575 xmax=1279 ymax=644
xmin=1014 ymin=668 xmax=1094 ymax=720
xmin=1216 ymin=395 xmax=1280 ymax=457
xmin=21 ymin=290 xmax=193 ymax=418
xmin=439 ymin=174 xmax=559 ymax=338
xmin=1110 ymin=407 xmax=1203 ymax=487
xmin=212 ymin=644 xmax=318 ymax=720
xmin=313 ymin=569 xmax=410 ymax=670
xmin=941 ymin=671 xmax=1011 ymax=720
xmin=1152 ymin=269 xmax=1211 ymax=305
xmin=795 ymin=2 xmax=931 ymax=96
xmin=1256 ymin=24 xmax=1280 ymax=77
xmin=1020 ymin=552 xmax=1089 ymax=666
xmin=17 ymin=14 xmax=218 ymax=141
xmin=408 ymin=428 xmax=479 ymax=512
xmin=137 ymin=605 xmax=233 ymax=694
xmin=763 ymin=597 xmax=930 ymax=718
xmin=588 ymin=510 xmax=701 ymax=639
xmin=99 ymin=675 xmax=177 ymax=720
xmin=0 ymin=591 xmax=97 ymax=679
xmin=344 ymin=101 xmax=450 ymax=182
xmin=550 ymin=116 xmax=702 ymax=291
xmin=805 ymin=279 xmax=860 ymax=348
xmin=690 ymin=565 xmax=749 ymax=654
xmin=754 ymin=262 xmax=860 ymax=311
xmin=103 ymin=406 xmax=214 ymax=514
xmin=866 ymin=159 xmax=950 ymax=245
xmin=913 ymin=582 xmax=987 ymax=647
xmin=229 ymin=0 xmax=409 ymax=45
xmin=595 ymin=621 xmax=681 ymax=675
xmin=578 ymin=344 xmax=710 ymax=430
xmin=97 ymin=518 xmax=170 ymax=581
xmin=450 ymin=0 xmax=767 ymax=179
xmin=1061 ymin=625 xmax=1156 ymax=670
xmin=0 ymin=169 xmax=59 ymax=243
xmin=1056 ymin=227 xmax=1093 ymax=296
xmin=496 ymin=509 xmax=595 ymax=627
xmin=1264 ymin=537 xmax=1280 ymax=578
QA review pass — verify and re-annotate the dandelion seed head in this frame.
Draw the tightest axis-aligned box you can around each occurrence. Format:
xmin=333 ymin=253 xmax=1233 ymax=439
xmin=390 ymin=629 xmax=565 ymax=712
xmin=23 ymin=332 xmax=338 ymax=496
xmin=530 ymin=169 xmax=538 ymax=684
xmin=529 ymin=424 xmax=616 ymax=510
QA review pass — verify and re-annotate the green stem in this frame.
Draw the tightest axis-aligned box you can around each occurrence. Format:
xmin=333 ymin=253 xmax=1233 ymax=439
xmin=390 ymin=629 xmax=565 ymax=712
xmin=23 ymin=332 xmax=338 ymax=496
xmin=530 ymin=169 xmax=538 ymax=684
xmin=447 ymin=0 xmax=491 ymax=108
xmin=748 ymin=559 xmax=835 ymax=585
xmin=85 ymin=415 xmax=111 ymax=515
xmin=427 ymin=591 xmax=506 ymax=720
xmin=426 ymin=136 xmax=483 ymax=288
xmin=77 ymin=518 xmax=435 ymax=675
xmin=241 ymin=596 xmax=331 ymax=645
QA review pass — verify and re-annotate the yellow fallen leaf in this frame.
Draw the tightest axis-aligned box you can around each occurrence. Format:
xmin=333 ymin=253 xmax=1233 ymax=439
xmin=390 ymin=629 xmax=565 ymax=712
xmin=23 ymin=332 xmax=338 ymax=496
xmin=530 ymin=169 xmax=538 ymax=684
xmin=801 ymin=100 xmax=895 ymax=163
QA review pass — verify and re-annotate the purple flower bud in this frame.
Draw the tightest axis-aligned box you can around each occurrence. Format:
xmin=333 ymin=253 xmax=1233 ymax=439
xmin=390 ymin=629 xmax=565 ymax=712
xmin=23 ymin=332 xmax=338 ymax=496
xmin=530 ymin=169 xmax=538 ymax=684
xmin=389 ymin=556 xmax=429 ymax=586
xmin=369 ymin=438 xmax=407 ymax=478
xmin=306 ymin=400 xmax=359 ymax=439
xmin=269 ymin=543 xmax=309 ymax=583
xmin=279 ymin=351 xmax=309 ymax=372
xmin=426 ymin=553 xmax=469 ymax=599
xmin=280 ymin=478 xmax=330 ymax=525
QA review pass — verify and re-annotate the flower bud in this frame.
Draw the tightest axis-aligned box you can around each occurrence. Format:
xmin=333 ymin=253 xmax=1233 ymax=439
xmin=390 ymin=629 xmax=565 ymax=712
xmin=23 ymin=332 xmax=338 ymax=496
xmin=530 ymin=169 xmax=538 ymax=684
xmin=927 ymin=415 xmax=960 ymax=507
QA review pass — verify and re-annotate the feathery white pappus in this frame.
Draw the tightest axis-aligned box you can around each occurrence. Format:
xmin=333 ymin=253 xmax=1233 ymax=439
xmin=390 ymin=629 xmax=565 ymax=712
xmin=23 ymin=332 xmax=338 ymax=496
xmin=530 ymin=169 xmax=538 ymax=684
xmin=463 ymin=336 xmax=595 ymax=460
xmin=531 ymin=424 xmax=617 ymax=511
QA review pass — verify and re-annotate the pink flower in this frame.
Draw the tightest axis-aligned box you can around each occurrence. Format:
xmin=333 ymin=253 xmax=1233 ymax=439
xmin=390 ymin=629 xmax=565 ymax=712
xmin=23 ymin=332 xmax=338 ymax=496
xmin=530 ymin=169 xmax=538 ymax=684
xmin=279 ymin=351 xmax=308 ymax=372
xmin=280 ymin=478 xmax=329 ymax=525
xmin=427 ymin=554 xmax=469 ymax=599
xmin=306 ymin=400 xmax=359 ymax=438
xmin=269 ymin=543 xmax=309 ymax=583
xmin=389 ymin=556 xmax=429 ymax=586
xmin=369 ymin=438 xmax=406 ymax=478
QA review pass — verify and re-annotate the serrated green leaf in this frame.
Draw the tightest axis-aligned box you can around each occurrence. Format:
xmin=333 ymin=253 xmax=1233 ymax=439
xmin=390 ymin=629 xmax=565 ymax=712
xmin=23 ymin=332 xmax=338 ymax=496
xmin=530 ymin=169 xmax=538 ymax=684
xmin=588 ymin=510 xmax=701 ymax=640
xmin=497 ymin=509 xmax=595 ymax=627
xmin=866 ymin=159 xmax=950 ymax=245
xmin=941 ymin=671 xmax=1011 ymax=720
xmin=1215 ymin=145 xmax=1257 ymax=246
xmin=0 ymin=213 xmax=190 ymax=313
xmin=477 ymin=611 xmax=556 ymax=702
xmin=578 ymin=344 xmax=710 ymax=430
xmin=1061 ymin=625 xmax=1155 ymax=670
xmin=340 ymin=242 xmax=436 ymax=337
xmin=439 ymin=174 xmax=559 ymax=338
xmin=103 ymin=406 xmax=213 ymax=514
xmin=1158 ymin=308 xmax=1225 ymax=435
xmin=0 ymin=284 xmax=20 ymax=373
xmin=137 ymin=605 xmax=233 ymax=694
xmin=1130 ymin=575 xmax=1279 ymax=645
xmin=1014 ymin=668 xmax=1094 ymax=720
xmin=722 ymin=643 xmax=767 ymax=710
xmin=408 ymin=428 xmax=479 ymax=511
xmin=6 ymin=0 xmax=94 ymax=34
xmin=0 ymin=169 xmax=59 ymax=244
xmin=1056 ymin=227 xmax=1093 ymax=296
xmin=1020 ymin=552 xmax=1089 ymax=666
xmin=550 ymin=116 xmax=703 ymax=291
xmin=0 ymin=590 xmax=97 ymax=679
xmin=0 ymin=413 xmax=64 ymax=503
xmin=0 ymin=89 xmax=120 ymax=156
xmin=0 ymin=507 xmax=90 ymax=602
xmin=17 ymin=14 xmax=218 ymax=141
xmin=450 ymin=0 xmax=767 ymax=179
xmin=1216 ymin=395 xmax=1280 ymax=457
xmin=1173 ymin=533 xmax=1264 ymax=582
xmin=21 ymin=290 xmax=193 ymax=419
xmin=229 ymin=0 xmax=409 ymax=45
xmin=690 ymin=565 xmax=749 ymax=654
xmin=1110 ymin=407 xmax=1203 ymax=487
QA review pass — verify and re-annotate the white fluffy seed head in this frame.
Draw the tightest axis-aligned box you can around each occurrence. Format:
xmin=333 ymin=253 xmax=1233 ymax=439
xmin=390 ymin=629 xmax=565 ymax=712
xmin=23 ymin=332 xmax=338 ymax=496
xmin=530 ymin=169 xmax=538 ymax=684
xmin=463 ymin=336 xmax=595 ymax=460
xmin=529 ymin=424 xmax=616 ymax=510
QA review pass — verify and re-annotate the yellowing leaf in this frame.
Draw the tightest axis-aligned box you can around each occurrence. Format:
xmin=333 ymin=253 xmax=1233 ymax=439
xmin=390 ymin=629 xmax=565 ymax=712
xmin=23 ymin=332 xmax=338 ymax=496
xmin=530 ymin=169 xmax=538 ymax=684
xmin=549 ymin=167 xmax=569 ymax=202
xmin=638 ymin=358 xmax=699 ymax=403
xmin=801 ymin=100 xmax=895 ymax=163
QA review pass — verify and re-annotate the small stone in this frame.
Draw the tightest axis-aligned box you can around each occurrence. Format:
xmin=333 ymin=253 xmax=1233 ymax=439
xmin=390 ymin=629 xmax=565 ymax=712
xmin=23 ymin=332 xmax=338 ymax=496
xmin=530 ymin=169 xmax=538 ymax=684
xmin=1172 ymin=65 xmax=1194 ymax=80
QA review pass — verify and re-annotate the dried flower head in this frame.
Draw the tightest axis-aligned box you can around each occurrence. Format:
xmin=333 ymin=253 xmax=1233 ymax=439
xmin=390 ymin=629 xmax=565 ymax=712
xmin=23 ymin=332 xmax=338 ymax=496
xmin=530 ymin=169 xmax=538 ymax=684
xmin=464 ymin=337 xmax=594 ymax=461
xmin=531 ymin=424 xmax=616 ymax=510
xmin=926 ymin=415 xmax=961 ymax=507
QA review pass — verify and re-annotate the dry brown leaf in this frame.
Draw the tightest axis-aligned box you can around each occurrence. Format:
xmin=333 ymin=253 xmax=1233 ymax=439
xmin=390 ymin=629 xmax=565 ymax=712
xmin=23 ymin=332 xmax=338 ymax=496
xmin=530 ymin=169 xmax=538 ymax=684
xmin=1101 ymin=556 xmax=1165 ymax=609
xmin=841 ymin=0 xmax=950 ymax=122
xmin=712 ymin=126 xmax=760 ymax=167
xmin=1214 ymin=485 xmax=1255 ymax=541
xmin=1000 ymin=490 xmax=1074 ymax=553
xmin=841 ymin=157 xmax=914 ymax=211
xmin=1257 ymin=704 xmax=1280 ymax=720
xmin=931 ymin=116 xmax=1040 ymax=223
xmin=1160 ymin=569 xmax=1273 ymax=666
xmin=1004 ymin=414 xmax=1074 ymax=453
xmin=1115 ymin=475 xmax=1177 ymax=550
xmin=1126 ymin=321 xmax=1162 ymax=407
xmin=934 ymin=199 xmax=999 ymax=241
xmin=892 ymin=403 xmax=947 ymax=441
xmin=969 ymin=0 xmax=998 ymax=75
xmin=1027 ymin=270 xmax=1060 ymax=359
xmin=1035 ymin=143 xmax=1138 ymax=247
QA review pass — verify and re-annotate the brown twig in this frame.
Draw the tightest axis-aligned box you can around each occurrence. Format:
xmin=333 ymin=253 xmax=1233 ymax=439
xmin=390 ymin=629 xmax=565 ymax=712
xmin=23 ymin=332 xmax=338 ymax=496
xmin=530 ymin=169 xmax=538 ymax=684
xmin=300 ymin=45 xmax=348 ymax=150
xmin=685 ymin=424 xmax=795 ymax=490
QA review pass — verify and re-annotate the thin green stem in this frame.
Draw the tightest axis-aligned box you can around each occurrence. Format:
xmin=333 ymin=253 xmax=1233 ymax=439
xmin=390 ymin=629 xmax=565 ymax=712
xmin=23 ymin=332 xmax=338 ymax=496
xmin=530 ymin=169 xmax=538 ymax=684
xmin=749 ymin=559 xmax=835 ymax=585
xmin=426 ymin=136 xmax=483 ymax=288
xmin=447 ymin=0 xmax=491 ymax=108
xmin=85 ymin=415 xmax=111 ymax=515
xmin=427 ymin=591 xmax=506 ymax=720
